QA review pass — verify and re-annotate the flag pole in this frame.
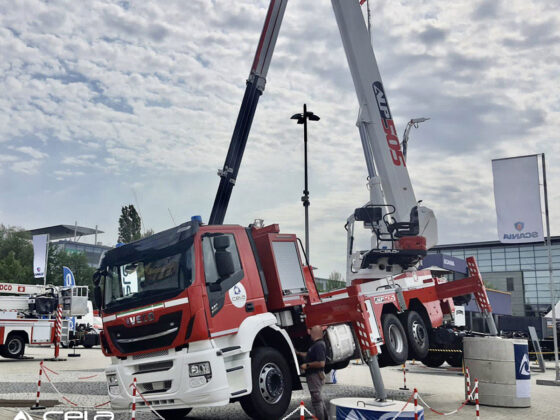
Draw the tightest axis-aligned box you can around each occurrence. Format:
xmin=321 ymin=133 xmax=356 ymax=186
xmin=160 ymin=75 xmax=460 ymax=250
xmin=541 ymin=153 xmax=560 ymax=382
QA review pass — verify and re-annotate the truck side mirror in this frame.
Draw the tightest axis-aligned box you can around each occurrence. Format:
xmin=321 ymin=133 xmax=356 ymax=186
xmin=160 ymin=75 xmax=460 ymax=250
xmin=213 ymin=235 xmax=235 ymax=279
xmin=216 ymin=250 xmax=235 ymax=279
xmin=94 ymin=285 xmax=102 ymax=310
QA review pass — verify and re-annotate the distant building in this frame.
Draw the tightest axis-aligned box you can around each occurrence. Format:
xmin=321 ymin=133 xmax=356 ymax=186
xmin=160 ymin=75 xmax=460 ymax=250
xmin=27 ymin=224 xmax=112 ymax=267
xmin=55 ymin=240 xmax=112 ymax=267
xmin=429 ymin=237 xmax=560 ymax=317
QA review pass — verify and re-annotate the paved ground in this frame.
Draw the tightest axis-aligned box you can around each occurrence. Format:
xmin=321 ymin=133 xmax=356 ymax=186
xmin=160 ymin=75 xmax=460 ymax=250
xmin=0 ymin=346 xmax=559 ymax=419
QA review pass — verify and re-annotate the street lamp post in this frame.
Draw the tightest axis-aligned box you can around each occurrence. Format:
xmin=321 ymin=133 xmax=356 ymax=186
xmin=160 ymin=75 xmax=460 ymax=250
xmin=291 ymin=104 xmax=320 ymax=263
xmin=402 ymin=117 xmax=430 ymax=161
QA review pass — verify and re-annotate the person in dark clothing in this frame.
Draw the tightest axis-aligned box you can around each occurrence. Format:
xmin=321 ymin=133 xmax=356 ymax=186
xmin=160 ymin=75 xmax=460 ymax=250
xmin=297 ymin=325 xmax=329 ymax=420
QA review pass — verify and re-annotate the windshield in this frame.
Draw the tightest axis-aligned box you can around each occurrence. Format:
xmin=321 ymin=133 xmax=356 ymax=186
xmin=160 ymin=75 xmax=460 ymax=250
xmin=103 ymin=242 xmax=194 ymax=312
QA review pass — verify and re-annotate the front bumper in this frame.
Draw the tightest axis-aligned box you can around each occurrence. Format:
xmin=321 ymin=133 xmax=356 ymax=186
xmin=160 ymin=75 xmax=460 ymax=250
xmin=106 ymin=341 xmax=230 ymax=411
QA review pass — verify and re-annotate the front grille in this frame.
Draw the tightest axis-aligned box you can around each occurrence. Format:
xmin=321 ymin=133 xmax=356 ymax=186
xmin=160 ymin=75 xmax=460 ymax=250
xmin=107 ymin=312 xmax=182 ymax=353
xmin=137 ymin=399 xmax=175 ymax=408
xmin=133 ymin=349 xmax=169 ymax=360
xmin=135 ymin=361 xmax=173 ymax=374
xmin=138 ymin=380 xmax=172 ymax=394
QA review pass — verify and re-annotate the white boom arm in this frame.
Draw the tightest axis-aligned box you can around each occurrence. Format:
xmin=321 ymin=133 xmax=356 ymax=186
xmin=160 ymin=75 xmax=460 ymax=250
xmin=332 ymin=0 xmax=417 ymax=224
xmin=331 ymin=0 xmax=437 ymax=281
xmin=0 ymin=282 xmax=54 ymax=295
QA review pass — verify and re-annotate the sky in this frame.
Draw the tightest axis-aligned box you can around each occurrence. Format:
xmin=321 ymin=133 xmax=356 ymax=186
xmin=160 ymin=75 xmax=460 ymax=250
xmin=1 ymin=0 xmax=559 ymax=279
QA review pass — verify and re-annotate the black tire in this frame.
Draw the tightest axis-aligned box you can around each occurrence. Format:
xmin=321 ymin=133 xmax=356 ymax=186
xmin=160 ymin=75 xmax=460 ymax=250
xmin=422 ymin=351 xmax=445 ymax=368
xmin=240 ymin=346 xmax=292 ymax=419
xmin=155 ymin=408 xmax=192 ymax=419
xmin=445 ymin=352 xmax=463 ymax=367
xmin=379 ymin=314 xmax=408 ymax=366
xmin=83 ymin=344 xmax=93 ymax=349
xmin=2 ymin=334 xmax=25 ymax=359
xmin=402 ymin=311 xmax=429 ymax=360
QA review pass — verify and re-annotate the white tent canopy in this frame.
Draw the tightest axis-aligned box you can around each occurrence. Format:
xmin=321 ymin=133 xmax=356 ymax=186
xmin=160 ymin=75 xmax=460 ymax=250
xmin=544 ymin=300 xmax=560 ymax=318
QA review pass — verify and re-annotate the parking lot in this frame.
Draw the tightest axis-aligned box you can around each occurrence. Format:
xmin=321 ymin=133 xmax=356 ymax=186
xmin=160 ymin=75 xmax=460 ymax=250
xmin=1 ymin=346 xmax=559 ymax=419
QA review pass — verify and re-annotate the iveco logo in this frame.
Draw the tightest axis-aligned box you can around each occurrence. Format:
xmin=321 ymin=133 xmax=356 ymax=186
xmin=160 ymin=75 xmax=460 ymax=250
xmin=125 ymin=312 xmax=155 ymax=327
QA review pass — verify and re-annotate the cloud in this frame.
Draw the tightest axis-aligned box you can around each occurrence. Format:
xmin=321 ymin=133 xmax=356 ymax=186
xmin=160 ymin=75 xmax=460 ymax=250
xmin=0 ymin=0 xmax=559 ymax=277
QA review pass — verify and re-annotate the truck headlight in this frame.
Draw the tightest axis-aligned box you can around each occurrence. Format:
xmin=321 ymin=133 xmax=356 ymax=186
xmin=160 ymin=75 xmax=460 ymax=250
xmin=107 ymin=374 xmax=118 ymax=385
xmin=189 ymin=362 xmax=211 ymax=378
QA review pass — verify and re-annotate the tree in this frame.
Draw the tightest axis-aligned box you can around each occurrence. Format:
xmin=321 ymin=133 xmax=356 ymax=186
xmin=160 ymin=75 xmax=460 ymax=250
xmin=0 ymin=224 xmax=33 ymax=284
xmin=327 ymin=271 xmax=345 ymax=291
xmin=0 ymin=225 xmax=95 ymax=292
xmin=142 ymin=228 xmax=155 ymax=238
xmin=46 ymin=244 xmax=96 ymax=291
xmin=118 ymin=204 xmax=142 ymax=243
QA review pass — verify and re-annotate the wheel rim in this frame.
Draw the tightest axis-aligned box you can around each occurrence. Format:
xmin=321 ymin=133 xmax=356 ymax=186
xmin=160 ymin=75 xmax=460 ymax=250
xmin=258 ymin=362 xmax=284 ymax=404
xmin=388 ymin=324 xmax=404 ymax=353
xmin=8 ymin=338 xmax=22 ymax=355
xmin=411 ymin=320 xmax=427 ymax=347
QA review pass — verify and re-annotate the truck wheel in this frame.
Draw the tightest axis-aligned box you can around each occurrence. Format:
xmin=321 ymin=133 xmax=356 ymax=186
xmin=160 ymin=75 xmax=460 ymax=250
xmin=155 ymin=408 xmax=192 ymax=419
xmin=2 ymin=334 xmax=25 ymax=359
xmin=240 ymin=347 xmax=292 ymax=419
xmin=379 ymin=314 xmax=408 ymax=366
xmin=422 ymin=351 xmax=445 ymax=367
xmin=445 ymin=352 xmax=463 ymax=367
xmin=403 ymin=311 xmax=429 ymax=360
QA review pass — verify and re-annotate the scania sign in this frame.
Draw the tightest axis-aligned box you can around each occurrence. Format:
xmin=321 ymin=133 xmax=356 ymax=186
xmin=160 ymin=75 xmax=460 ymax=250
xmin=503 ymin=221 xmax=539 ymax=241
xmin=372 ymin=81 xmax=406 ymax=167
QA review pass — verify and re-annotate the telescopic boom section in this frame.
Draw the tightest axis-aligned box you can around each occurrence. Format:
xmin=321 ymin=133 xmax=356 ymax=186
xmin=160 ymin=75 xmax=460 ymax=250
xmin=209 ymin=0 xmax=288 ymax=225
xmin=331 ymin=0 xmax=417 ymax=224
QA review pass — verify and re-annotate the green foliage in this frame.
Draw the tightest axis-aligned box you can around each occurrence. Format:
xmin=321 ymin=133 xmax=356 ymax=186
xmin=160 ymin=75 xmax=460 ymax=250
xmin=142 ymin=228 xmax=155 ymax=238
xmin=0 ymin=224 xmax=33 ymax=283
xmin=46 ymin=244 xmax=96 ymax=291
xmin=0 ymin=224 xmax=96 ymax=293
xmin=316 ymin=271 xmax=346 ymax=293
xmin=325 ymin=270 xmax=346 ymax=291
xmin=118 ymin=204 xmax=142 ymax=243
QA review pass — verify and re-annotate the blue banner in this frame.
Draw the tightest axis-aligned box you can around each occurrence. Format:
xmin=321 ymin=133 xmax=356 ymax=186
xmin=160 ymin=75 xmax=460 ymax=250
xmin=63 ymin=266 xmax=76 ymax=332
xmin=336 ymin=405 xmax=424 ymax=419
xmin=63 ymin=266 xmax=75 ymax=287
xmin=514 ymin=342 xmax=531 ymax=398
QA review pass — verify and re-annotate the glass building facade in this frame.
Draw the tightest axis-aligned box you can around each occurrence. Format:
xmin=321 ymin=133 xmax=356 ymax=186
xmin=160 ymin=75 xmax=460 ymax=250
xmin=55 ymin=240 xmax=112 ymax=267
xmin=429 ymin=237 xmax=560 ymax=317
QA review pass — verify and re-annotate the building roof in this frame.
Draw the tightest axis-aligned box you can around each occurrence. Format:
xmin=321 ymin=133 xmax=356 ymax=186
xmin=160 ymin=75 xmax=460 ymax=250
xmin=27 ymin=225 xmax=104 ymax=241
xmin=433 ymin=236 xmax=560 ymax=250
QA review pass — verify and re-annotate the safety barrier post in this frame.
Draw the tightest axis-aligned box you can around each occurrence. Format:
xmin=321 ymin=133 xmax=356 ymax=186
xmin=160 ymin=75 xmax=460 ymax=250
xmin=414 ymin=388 xmax=418 ymax=420
xmin=30 ymin=361 xmax=45 ymax=410
xmin=465 ymin=367 xmax=472 ymax=403
xmin=400 ymin=363 xmax=409 ymax=390
xmin=54 ymin=304 xmax=62 ymax=359
xmin=131 ymin=377 xmax=137 ymax=420
xmin=475 ymin=378 xmax=479 ymax=418
xmin=300 ymin=400 xmax=305 ymax=420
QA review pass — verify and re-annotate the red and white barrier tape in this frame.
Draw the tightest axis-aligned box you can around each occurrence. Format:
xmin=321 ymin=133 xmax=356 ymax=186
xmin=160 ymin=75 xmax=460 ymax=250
xmin=129 ymin=381 xmax=165 ymax=420
xmin=388 ymin=392 xmax=414 ymax=420
xmin=37 ymin=362 xmax=111 ymax=409
xmin=281 ymin=400 xmax=318 ymax=420
xmin=415 ymin=386 xmax=477 ymax=416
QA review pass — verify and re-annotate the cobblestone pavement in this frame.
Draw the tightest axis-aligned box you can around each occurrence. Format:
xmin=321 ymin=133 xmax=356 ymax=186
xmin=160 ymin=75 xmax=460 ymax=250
xmin=1 ymin=346 xmax=559 ymax=419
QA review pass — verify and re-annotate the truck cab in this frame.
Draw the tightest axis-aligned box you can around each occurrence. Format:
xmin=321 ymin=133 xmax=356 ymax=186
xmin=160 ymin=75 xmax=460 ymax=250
xmin=94 ymin=220 xmax=306 ymax=418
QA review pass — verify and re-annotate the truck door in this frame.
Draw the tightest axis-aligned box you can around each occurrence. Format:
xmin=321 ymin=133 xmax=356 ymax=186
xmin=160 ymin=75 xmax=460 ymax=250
xmin=201 ymin=230 xmax=265 ymax=339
